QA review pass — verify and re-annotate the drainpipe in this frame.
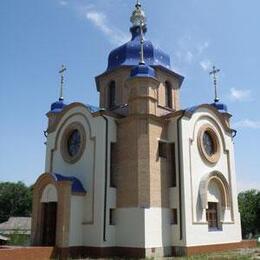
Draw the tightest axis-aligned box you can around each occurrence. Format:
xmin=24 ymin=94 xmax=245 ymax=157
xmin=232 ymin=129 xmax=237 ymax=139
xmin=100 ymin=109 xmax=109 ymax=242
xmin=176 ymin=111 xmax=185 ymax=241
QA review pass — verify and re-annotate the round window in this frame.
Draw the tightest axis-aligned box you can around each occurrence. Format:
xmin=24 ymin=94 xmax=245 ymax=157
xmin=198 ymin=125 xmax=220 ymax=164
xmin=61 ymin=122 xmax=86 ymax=164
xmin=203 ymin=131 xmax=215 ymax=156
xmin=67 ymin=129 xmax=81 ymax=157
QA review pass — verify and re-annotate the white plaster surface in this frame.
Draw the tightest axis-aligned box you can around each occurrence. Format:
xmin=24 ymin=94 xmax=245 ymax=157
xmin=41 ymin=184 xmax=57 ymax=203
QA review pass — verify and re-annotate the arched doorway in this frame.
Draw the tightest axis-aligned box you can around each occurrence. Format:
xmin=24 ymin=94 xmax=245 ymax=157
xmin=40 ymin=184 xmax=58 ymax=246
xmin=32 ymin=173 xmax=86 ymax=247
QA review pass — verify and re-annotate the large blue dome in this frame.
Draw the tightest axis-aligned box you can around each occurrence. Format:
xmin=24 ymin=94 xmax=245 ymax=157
xmin=107 ymin=26 xmax=171 ymax=71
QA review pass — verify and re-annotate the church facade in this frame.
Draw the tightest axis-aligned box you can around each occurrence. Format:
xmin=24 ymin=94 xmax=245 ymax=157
xmin=31 ymin=2 xmax=244 ymax=258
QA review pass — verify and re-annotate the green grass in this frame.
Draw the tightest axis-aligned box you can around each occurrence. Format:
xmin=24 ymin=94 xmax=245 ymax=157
xmin=171 ymin=248 xmax=258 ymax=260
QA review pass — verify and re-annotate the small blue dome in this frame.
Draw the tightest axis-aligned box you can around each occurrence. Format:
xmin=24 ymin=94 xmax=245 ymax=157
xmin=107 ymin=26 xmax=171 ymax=71
xmin=130 ymin=63 xmax=156 ymax=78
xmin=50 ymin=99 xmax=66 ymax=113
xmin=211 ymin=102 xmax=228 ymax=113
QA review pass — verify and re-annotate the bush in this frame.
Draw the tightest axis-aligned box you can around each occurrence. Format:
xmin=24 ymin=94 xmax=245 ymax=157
xmin=7 ymin=230 xmax=30 ymax=246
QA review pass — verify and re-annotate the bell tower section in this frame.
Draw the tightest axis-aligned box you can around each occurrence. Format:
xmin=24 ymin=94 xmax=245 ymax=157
xmin=95 ymin=2 xmax=184 ymax=116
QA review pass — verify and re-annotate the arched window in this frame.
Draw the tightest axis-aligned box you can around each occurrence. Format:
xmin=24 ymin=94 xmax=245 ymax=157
xmin=199 ymin=171 xmax=232 ymax=229
xmin=108 ymin=81 xmax=116 ymax=109
xmin=165 ymin=81 xmax=172 ymax=109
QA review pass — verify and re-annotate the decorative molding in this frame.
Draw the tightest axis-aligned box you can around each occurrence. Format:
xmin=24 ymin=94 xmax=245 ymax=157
xmin=197 ymin=124 xmax=220 ymax=165
xmin=60 ymin=122 xmax=86 ymax=164
xmin=199 ymin=171 xmax=232 ymax=209
xmin=47 ymin=103 xmax=95 ymax=135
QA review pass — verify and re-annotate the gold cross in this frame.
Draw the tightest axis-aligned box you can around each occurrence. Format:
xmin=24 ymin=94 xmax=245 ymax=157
xmin=209 ymin=66 xmax=220 ymax=103
xmin=59 ymin=64 xmax=66 ymax=101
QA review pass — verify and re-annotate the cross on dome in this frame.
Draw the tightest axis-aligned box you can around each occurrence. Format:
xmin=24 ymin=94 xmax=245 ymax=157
xmin=209 ymin=66 xmax=220 ymax=103
xmin=59 ymin=64 xmax=66 ymax=101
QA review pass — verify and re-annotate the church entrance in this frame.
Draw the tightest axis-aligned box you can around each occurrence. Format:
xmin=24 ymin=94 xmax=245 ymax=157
xmin=42 ymin=202 xmax=57 ymax=246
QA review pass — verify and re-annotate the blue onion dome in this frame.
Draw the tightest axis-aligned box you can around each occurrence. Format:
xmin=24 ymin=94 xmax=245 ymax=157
xmin=50 ymin=98 xmax=66 ymax=113
xmin=130 ymin=63 xmax=156 ymax=78
xmin=211 ymin=102 xmax=228 ymax=113
xmin=107 ymin=2 xmax=171 ymax=71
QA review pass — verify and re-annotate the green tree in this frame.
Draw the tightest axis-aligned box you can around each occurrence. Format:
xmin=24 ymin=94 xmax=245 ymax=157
xmin=0 ymin=182 xmax=32 ymax=223
xmin=238 ymin=189 xmax=260 ymax=238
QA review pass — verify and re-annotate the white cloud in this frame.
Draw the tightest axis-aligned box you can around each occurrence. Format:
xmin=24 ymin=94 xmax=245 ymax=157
xmin=229 ymin=88 xmax=252 ymax=102
xmin=233 ymin=119 xmax=260 ymax=129
xmin=59 ymin=0 xmax=68 ymax=6
xmin=86 ymin=10 xmax=129 ymax=45
xmin=197 ymin=41 xmax=209 ymax=55
xmin=175 ymin=36 xmax=210 ymax=67
xmin=184 ymin=51 xmax=193 ymax=64
xmin=199 ymin=59 xmax=212 ymax=71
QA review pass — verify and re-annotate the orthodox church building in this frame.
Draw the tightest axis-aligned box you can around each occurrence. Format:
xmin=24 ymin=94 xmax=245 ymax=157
xmin=32 ymin=2 xmax=244 ymax=258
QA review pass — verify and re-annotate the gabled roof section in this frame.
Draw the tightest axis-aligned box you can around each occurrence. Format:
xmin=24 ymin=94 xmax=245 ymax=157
xmin=46 ymin=102 xmax=100 ymax=134
xmin=163 ymin=104 xmax=233 ymax=134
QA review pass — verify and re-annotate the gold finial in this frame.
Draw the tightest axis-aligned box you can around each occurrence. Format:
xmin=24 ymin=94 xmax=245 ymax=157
xmin=209 ymin=66 xmax=220 ymax=103
xmin=131 ymin=0 xmax=146 ymax=27
xmin=59 ymin=64 xmax=66 ymax=101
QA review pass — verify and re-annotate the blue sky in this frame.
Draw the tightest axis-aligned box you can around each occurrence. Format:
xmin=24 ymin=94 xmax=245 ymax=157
xmin=0 ymin=0 xmax=259 ymax=191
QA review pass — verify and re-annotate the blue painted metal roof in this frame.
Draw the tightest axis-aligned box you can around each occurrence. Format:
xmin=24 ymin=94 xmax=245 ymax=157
xmin=50 ymin=99 xmax=66 ymax=113
xmin=211 ymin=102 xmax=228 ymax=112
xmin=130 ymin=64 xmax=156 ymax=78
xmin=185 ymin=102 xmax=228 ymax=114
xmin=51 ymin=173 xmax=86 ymax=193
xmin=107 ymin=26 xmax=171 ymax=71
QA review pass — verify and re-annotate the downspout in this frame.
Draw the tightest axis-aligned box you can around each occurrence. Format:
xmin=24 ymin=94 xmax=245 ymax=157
xmin=177 ymin=111 xmax=185 ymax=240
xmin=100 ymin=110 xmax=109 ymax=242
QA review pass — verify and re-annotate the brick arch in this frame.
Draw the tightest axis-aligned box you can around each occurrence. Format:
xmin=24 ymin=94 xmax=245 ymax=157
xmin=31 ymin=173 xmax=71 ymax=247
xmin=199 ymin=171 xmax=231 ymax=209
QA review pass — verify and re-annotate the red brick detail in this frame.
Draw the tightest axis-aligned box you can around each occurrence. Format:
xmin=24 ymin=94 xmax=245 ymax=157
xmin=58 ymin=246 xmax=146 ymax=259
xmin=0 ymin=241 xmax=256 ymax=259
xmin=0 ymin=247 xmax=56 ymax=260
xmin=173 ymin=240 xmax=257 ymax=257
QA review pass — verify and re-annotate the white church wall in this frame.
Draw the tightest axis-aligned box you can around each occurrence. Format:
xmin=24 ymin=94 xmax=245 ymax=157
xmin=69 ymin=196 xmax=84 ymax=246
xmin=144 ymin=208 xmax=172 ymax=248
xmin=179 ymin=107 xmax=242 ymax=246
xmin=45 ymin=132 xmax=55 ymax=172
xmin=81 ymin=114 xmax=117 ymax=247
xmin=115 ymin=208 xmax=145 ymax=247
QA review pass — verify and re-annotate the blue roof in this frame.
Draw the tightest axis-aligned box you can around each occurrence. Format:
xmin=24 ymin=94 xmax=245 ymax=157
xmin=211 ymin=102 xmax=228 ymax=112
xmin=186 ymin=102 xmax=228 ymax=114
xmin=50 ymin=99 xmax=66 ymax=113
xmin=51 ymin=173 xmax=86 ymax=193
xmin=130 ymin=63 xmax=156 ymax=78
xmin=107 ymin=26 xmax=171 ymax=72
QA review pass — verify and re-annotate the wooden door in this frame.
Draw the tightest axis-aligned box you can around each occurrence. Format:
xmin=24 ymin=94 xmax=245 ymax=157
xmin=42 ymin=202 xmax=57 ymax=246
